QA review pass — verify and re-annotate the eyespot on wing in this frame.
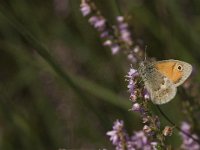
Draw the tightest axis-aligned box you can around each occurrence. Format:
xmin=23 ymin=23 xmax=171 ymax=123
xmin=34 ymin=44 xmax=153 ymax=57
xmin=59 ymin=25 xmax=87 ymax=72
xmin=155 ymin=60 xmax=192 ymax=87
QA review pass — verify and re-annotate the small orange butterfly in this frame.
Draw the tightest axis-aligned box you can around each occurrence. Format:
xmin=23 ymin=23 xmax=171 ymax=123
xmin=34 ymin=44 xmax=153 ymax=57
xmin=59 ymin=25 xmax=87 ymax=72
xmin=138 ymin=60 xmax=192 ymax=104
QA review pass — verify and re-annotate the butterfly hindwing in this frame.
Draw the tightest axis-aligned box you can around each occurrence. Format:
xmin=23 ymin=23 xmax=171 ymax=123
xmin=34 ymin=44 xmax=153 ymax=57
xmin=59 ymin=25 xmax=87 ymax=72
xmin=147 ymin=76 xmax=177 ymax=104
xmin=139 ymin=62 xmax=177 ymax=104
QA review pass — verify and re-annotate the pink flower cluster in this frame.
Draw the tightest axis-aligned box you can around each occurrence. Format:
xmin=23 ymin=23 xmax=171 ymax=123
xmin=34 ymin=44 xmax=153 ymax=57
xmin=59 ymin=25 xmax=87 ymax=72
xmin=80 ymin=0 xmax=137 ymax=55
xmin=180 ymin=122 xmax=200 ymax=150
xmin=107 ymin=120 xmax=157 ymax=150
xmin=126 ymin=67 xmax=150 ymax=103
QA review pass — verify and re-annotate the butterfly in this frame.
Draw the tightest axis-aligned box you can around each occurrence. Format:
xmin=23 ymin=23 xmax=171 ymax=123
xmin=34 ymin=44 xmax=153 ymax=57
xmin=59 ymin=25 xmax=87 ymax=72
xmin=138 ymin=59 xmax=192 ymax=104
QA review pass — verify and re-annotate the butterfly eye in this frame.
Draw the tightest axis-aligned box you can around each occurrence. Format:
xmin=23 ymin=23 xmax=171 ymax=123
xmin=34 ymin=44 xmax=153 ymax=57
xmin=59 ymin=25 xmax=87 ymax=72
xmin=177 ymin=65 xmax=183 ymax=71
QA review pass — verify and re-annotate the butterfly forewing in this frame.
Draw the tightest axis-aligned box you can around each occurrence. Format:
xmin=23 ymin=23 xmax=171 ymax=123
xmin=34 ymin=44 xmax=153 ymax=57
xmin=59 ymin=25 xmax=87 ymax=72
xmin=155 ymin=60 xmax=192 ymax=87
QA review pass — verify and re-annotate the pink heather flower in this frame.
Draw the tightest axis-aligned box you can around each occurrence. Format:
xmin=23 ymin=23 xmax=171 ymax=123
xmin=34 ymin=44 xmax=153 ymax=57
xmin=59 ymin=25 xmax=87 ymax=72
xmin=116 ymin=16 xmax=124 ymax=22
xmin=107 ymin=120 xmax=157 ymax=150
xmin=107 ymin=130 xmax=119 ymax=145
xmin=131 ymin=103 xmax=141 ymax=111
xmin=89 ymin=16 xmax=98 ymax=25
xmin=133 ymin=46 xmax=140 ymax=53
xmin=126 ymin=68 xmax=139 ymax=96
xmin=181 ymin=122 xmax=190 ymax=133
xmin=180 ymin=122 xmax=200 ymax=150
xmin=80 ymin=0 xmax=91 ymax=16
xmin=126 ymin=67 xmax=151 ymax=102
xmin=144 ymin=94 xmax=150 ymax=100
xmin=94 ymin=18 xmax=106 ymax=29
xmin=116 ymin=16 xmax=133 ymax=46
xmin=128 ymin=68 xmax=137 ymax=76
xmin=89 ymin=16 xmax=106 ymax=31
xmin=127 ymin=53 xmax=137 ymax=63
xmin=100 ymin=31 xmax=109 ymax=38
xmin=111 ymin=44 xmax=120 ymax=54
xmin=106 ymin=120 xmax=125 ymax=145
xmin=143 ymin=125 xmax=152 ymax=134
xmin=113 ymin=120 xmax=124 ymax=130
xmin=107 ymin=120 xmax=130 ymax=150
xmin=121 ymin=30 xmax=131 ymax=43
xmin=103 ymin=40 xmax=112 ymax=46
xmin=130 ymin=94 xmax=137 ymax=102
xmin=127 ymin=131 xmax=157 ymax=150
xmin=119 ymin=23 xmax=128 ymax=30
xmin=151 ymin=142 xmax=158 ymax=149
xmin=143 ymin=88 xmax=150 ymax=100
xmin=127 ymin=82 xmax=135 ymax=93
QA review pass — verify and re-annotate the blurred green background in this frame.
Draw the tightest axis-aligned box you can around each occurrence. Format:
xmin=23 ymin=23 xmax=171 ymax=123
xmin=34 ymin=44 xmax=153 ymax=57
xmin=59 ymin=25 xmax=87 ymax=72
xmin=0 ymin=0 xmax=200 ymax=149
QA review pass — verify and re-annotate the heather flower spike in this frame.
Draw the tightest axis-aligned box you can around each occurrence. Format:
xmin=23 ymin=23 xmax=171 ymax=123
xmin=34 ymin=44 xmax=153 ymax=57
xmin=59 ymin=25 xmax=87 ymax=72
xmin=80 ymin=0 xmax=144 ymax=56
xmin=106 ymin=120 xmax=128 ymax=149
xmin=128 ymin=131 xmax=157 ymax=150
xmin=80 ymin=0 xmax=91 ymax=16
xmin=126 ymin=66 xmax=150 ymax=102
xmin=107 ymin=120 xmax=157 ymax=150
xmin=116 ymin=16 xmax=133 ymax=46
xmin=125 ymin=66 xmax=170 ymax=148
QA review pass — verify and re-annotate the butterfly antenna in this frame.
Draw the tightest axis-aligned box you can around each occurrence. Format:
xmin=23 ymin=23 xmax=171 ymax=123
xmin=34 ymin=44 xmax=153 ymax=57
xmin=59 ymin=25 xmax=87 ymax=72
xmin=144 ymin=45 xmax=147 ymax=61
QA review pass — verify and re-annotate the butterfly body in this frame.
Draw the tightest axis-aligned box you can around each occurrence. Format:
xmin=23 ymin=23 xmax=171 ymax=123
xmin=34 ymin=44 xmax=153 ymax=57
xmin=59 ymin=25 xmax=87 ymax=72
xmin=138 ymin=60 xmax=192 ymax=104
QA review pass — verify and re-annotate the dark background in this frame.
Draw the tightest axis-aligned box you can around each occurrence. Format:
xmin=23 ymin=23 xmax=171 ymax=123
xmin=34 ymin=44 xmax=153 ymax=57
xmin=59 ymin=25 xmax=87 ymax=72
xmin=0 ymin=0 xmax=200 ymax=149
